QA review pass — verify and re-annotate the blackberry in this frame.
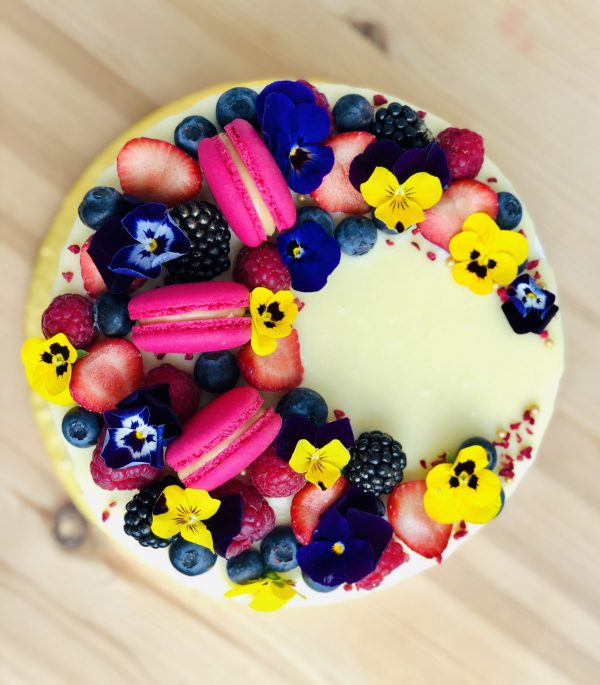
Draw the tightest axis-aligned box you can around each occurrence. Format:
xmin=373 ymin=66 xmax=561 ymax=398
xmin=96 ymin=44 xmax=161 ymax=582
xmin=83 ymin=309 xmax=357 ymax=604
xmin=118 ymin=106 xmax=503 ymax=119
xmin=370 ymin=103 xmax=433 ymax=150
xmin=344 ymin=431 xmax=407 ymax=496
xmin=165 ymin=201 xmax=231 ymax=283
xmin=124 ymin=477 xmax=179 ymax=548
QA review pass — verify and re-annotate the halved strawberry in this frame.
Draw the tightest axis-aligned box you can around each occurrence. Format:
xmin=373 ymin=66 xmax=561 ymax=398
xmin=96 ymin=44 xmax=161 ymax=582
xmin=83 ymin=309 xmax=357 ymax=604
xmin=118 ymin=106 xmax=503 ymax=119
xmin=117 ymin=137 xmax=202 ymax=206
xmin=80 ymin=236 xmax=107 ymax=297
xmin=238 ymin=329 xmax=303 ymax=392
xmin=311 ymin=132 xmax=375 ymax=213
xmin=291 ymin=476 xmax=349 ymax=545
xmin=70 ymin=338 xmax=143 ymax=412
xmin=387 ymin=480 xmax=451 ymax=559
xmin=419 ymin=179 xmax=498 ymax=251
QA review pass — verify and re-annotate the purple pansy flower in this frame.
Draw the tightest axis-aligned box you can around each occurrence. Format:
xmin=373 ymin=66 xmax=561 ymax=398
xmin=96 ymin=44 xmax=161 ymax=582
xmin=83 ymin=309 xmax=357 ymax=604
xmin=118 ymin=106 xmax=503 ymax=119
xmin=502 ymin=274 xmax=559 ymax=334
xmin=204 ymin=494 xmax=243 ymax=557
xmin=101 ymin=406 xmax=165 ymax=470
xmin=117 ymin=385 xmax=182 ymax=444
xmin=275 ymin=415 xmax=354 ymax=461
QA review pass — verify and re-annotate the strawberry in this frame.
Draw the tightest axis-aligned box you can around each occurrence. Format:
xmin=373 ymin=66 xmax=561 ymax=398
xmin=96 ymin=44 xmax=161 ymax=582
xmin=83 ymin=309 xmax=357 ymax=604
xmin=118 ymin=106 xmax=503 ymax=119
xmin=419 ymin=179 xmax=498 ymax=251
xmin=238 ymin=329 xmax=303 ymax=392
xmin=290 ymin=477 xmax=349 ymax=545
xmin=70 ymin=338 xmax=143 ymax=412
xmin=80 ymin=236 xmax=107 ymax=297
xmin=117 ymin=137 xmax=202 ymax=206
xmin=311 ymin=132 xmax=375 ymax=214
xmin=387 ymin=480 xmax=451 ymax=559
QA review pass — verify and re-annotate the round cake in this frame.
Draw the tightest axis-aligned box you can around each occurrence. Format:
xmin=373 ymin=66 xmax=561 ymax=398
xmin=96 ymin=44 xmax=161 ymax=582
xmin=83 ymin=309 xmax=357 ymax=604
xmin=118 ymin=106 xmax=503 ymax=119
xmin=23 ymin=79 xmax=564 ymax=611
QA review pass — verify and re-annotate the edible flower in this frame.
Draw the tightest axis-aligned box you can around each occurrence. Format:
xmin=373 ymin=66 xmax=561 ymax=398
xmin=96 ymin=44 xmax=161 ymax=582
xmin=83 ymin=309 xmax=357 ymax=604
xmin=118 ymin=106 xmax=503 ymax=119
xmin=20 ymin=333 xmax=77 ymax=405
xmin=151 ymin=485 xmax=221 ymax=551
xmin=502 ymin=273 xmax=559 ymax=334
xmin=101 ymin=406 xmax=165 ymax=470
xmin=225 ymin=572 xmax=304 ymax=612
xmin=423 ymin=445 xmax=502 ymax=524
xmin=117 ymin=385 xmax=182 ymax=444
xmin=276 ymin=222 xmax=341 ymax=292
xmin=249 ymin=287 xmax=298 ymax=356
xmin=256 ymin=80 xmax=334 ymax=194
xmin=449 ymin=213 xmax=528 ymax=295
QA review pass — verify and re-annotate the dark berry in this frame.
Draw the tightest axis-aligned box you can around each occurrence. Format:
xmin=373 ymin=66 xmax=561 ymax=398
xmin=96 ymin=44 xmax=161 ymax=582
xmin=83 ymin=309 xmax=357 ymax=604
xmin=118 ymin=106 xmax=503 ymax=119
xmin=174 ymin=115 xmax=217 ymax=158
xmin=169 ymin=537 xmax=217 ymax=575
xmin=496 ymin=192 xmax=523 ymax=230
xmin=276 ymin=387 xmax=328 ymax=425
xmin=123 ymin=478 xmax=179 ymax=548
xmin=260 ymin=526 xmax=299 ymax=572
xmin=344 ymin=431 xmax=407 ymax=496
xmin=333 ymin=93 xmax=373 ymax=132
xmin=303 ymin=572 xmax=340 ymax=592
xmin=226 ymin=549 xmax=264 ymax=583
xmin=295 ymin=206 xmax=335 ymax=236
xmin=194 ymin=351 xmax=239 ymax=393
xmin=61 ymin=406 xmax=103 ymax=448
xmin=370 ymin=103 xmax=433 ymax=150
xmin=455 ymin=437 xmax=498 ymax=470
xmin=216 ymin=87 xmax=258 ymax=128
xmin=78 ymin=186 xmax=131 ymax=230
xmin=335 ymin=216 xmax=378 ymax=256
xmin=93 ymin=292 xmax=133 ymax=337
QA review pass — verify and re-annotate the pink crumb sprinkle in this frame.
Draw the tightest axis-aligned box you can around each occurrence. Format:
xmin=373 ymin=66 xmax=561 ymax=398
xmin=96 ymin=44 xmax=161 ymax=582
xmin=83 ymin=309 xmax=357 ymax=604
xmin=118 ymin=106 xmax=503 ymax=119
xmin=534 ymin=271 xmax=541 ymax=280
xmin=435 ymin=554 xmax=443 ymax=564
xmin=523 ymin=410 xmax=536 ymax=425
xmin=417 ymin=110 xmax=427 ymax=119
xmin=385 ymin=239 xmax=394 ymax=246
xmin=108 ymin=500 xmax=117 ymax=508
xmin=155 ymin=353 xmax=166 ymax=360
xmin=426 ymin=251 xmax=436 ymax=261
xmin=526 ymin=427 xmax=533 ymax=435
xmin=184 ymin=353 xmax=194 ymax=361
xmin=411 ymin=241 xmax=421 ymax=251
xmin=67 ymin=244 xmax=80 ymax=254
xmin=61 ymin=271 xmax=73 ymax=282
xmin=430 ymin=454 xmax=446 ymax=467
xmin=411 ymin=227 xmax=419 ymax=235
xmin=516 ymin=433 xmax=522 ymax=444
xmin=333 ymin=409 xmax=346 ymax=419
xmin=373 ymin=94 xmax=388 ymax=106
xmin=294 ymin=298 xmax=305 ymax=311
xmin=519 ymin=446 xmax=533 ymax=461
xmin=510 ymin=422 xmax=521 ymax=430
xmin=487 ymin=177 xmax=498 ymax=183
xmin=497 ymin=287 xmax=509 ymax=303
xmin=453 ymin=521 xmax=468 ymax=540
xmin=526 ymin=259 xmax=540 ymax=270
xmin=419 ymin=459 xmax=427 ymax=469
xmin=101 ymin=510 xmax=109 ymax=522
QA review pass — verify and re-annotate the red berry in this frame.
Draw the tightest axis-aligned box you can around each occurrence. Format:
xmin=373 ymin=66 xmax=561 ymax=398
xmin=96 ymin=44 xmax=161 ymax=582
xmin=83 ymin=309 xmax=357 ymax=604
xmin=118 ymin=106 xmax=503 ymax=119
xmin=238 ymin=329 xmax=303 ymax=392
xmin=437 ymin=127 xmax=484 ymax=180
xmin=233 ymin=243 xmax=291 ymax=292
xmin=212 ymin=480 xmax=275 ymax=558
xmin=142 ymin=363 xmax=199 ymax=423
xmin=41 ymin=294 xmax=96 ymax=348
xmin=351 ymin=540 xmax=408 ymax=590
xmin=80 ymin=236 xmax=107 ymax=297
xmin=247 ymin=446 xmax=305 ymax=498
xmin=290 ymin=477 xmax=349 ymax=545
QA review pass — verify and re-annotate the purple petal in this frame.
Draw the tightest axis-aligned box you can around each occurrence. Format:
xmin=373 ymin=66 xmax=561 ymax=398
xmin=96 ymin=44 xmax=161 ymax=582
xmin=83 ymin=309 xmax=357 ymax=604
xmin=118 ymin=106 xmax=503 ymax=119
xmin=285 ymin=144 xmax=334 ymax=194
xmin=261 ymin=92 xmax=296 ymax=140
xmin=334 ymin=486 xmax=383 ymax=518
xmin=316 ymin=418 xmax=354 ymax=449
xmin=290 ymin=103 xmax=331 ymax=145
xmin=205 ymin=494 xmax=243 ymax=557
xmin=345 ymin=508 xmax=393 ymax=563
xmin=312 ymin=507 xmax=350 ymax=542
xmin=340 ymin=539 xmax=375 ymax=583
xmin=110 ymin=243 xmax=162 ymax=279
xmin=392 ymin=142 xmax=451 ymax=188
xmin=117 ymin=386 xmax=182 ymax=444
xmin=121 ymin=203 xmax=168 ymax=240
xmin=256 ymin=80 xmax=315 ymax=123
xmin=104 ymin=405 xmax=151 ymax=429
xmin=297 ymin=541 xmax=347 ymax=586
xmin=349 ymin=139 xmax=403 ymax=191
xmin=86 ymin=217 xmax=137 ymax=294
xmin=275 ymin=415 xmax=318 ymax=461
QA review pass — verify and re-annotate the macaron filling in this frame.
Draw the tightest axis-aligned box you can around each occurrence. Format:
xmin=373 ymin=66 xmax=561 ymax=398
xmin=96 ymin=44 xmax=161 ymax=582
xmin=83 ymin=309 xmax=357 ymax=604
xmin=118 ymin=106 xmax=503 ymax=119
xmin=137 ymin=306 xmax=246 ymax=326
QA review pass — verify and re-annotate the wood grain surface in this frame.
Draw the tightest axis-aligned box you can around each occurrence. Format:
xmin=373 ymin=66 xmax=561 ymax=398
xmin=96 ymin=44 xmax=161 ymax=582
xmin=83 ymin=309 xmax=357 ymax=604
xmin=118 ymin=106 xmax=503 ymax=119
xmin=1 ymin=1 xmax=599 ymax=684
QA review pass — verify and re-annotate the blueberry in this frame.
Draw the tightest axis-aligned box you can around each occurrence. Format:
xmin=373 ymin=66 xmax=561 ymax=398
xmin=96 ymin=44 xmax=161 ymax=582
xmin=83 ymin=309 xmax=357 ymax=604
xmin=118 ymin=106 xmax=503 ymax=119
xmin=302 ymin=572 xmax=340 ymax=593
xmin=78 ymin=187 xmax=129 ymax=230
xmin=496 ymin=192 xmax=523 ymax=230
xmin=498 ymin=488 xmax=506 ymax=515
xmin=174 ymin=115 xmax=217 ymax=158
xmin=93 ymin=293 xmax=133 ymax=338
xmin=457 ymin=436 xmax=498 ymax=470
xmin=332 ymin=93 xmax=373 ymax=133
xmin=194 ymin=351 xmax=239 ymax=393
xmin=335 ymin=217 xmax=378 ymax=256
xmin=61 ymin=407 xmax=103 ymax=448
xmin=276 ymin=387 xmax=328 ymax=425
xmin=169 ymin=537 xmax=217 ymax=576
xmin=260 ymin=527 xmax=298 ymax=572
xmin=226 ymin=549 xmax=264 ymax=584
xmin=295 ymin=206 xmax=335 ymax=236
xmin=216 ymin=87 xmax=258 ymax=128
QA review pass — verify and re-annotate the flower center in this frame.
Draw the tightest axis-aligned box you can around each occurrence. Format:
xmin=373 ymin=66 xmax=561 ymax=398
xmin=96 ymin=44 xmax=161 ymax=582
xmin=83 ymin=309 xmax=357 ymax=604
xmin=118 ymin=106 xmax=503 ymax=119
xmin=331 ymin=542 xmax=345 ymax=555
xmin=286 ymin=240 xmax=304 ymax=259
xmin=147 ymin=238 xmax=158 ymax=252
xmin=135 ymin=429 xmax=146 ymax=441
xmin=290 ymin=146 xmax=310 ymax=171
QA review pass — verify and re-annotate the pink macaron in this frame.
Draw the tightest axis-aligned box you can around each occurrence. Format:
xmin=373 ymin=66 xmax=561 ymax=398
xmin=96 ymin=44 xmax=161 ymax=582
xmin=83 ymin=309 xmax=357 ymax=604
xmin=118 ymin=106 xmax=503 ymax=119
xmin=166 ymin=386 xmax=282 ymax=491
xmin=129 ymin=281 xmax=251 ymax=354
xmin=198 ymin=118 xmax=296 ymax=247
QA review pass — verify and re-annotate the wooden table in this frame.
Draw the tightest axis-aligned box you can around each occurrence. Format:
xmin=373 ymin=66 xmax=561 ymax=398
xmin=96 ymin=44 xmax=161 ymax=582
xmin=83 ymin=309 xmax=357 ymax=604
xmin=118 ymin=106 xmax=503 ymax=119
xmin=2 ymin=1 xmax=599 ymax=683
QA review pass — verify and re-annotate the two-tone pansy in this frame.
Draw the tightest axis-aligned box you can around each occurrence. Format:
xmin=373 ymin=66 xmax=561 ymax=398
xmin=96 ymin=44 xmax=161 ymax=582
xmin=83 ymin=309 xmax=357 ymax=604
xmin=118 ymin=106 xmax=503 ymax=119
xmin=249 ymin=287 xmax=298 ymax=356
xmin=225 ymin=572 xmax=304 ymax=612
xmin=502 ymin=273 xmax=559 ymax=334
xmin=20 ymin=333 xmax=78 ymax=405
xmin=101 ymin=406 xmax=165 ymax=470
xmin=449 ymin=213 xmax=528 ymax=295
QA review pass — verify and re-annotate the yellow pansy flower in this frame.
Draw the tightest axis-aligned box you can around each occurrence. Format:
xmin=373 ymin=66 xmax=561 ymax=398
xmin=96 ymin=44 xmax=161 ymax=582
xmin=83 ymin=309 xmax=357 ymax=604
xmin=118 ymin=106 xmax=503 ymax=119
xmin=249 ymin=287 xmax=298 ymax=356
xmin=449 ymin=212 xmax=528 ymax=295
xmin=289 ymin=438 xmax=350 ymax=490
xmin=151 ymin=485 xmax=220 ymax=551
xmin=20 ymin=333 xmax=77 ymax=405
xmin=423 ymin=445 xmax=502 ymax=524
xmin=225 ymin=573 xmax=303 ymax=612
xmin=360 ymin=167 xmax=443 ymax=231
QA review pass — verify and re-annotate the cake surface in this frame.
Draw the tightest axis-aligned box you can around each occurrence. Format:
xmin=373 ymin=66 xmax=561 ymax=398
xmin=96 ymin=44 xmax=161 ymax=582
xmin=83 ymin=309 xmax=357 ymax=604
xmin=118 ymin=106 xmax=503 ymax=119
xmin=24 ymin=80 xmax=564 ymax=609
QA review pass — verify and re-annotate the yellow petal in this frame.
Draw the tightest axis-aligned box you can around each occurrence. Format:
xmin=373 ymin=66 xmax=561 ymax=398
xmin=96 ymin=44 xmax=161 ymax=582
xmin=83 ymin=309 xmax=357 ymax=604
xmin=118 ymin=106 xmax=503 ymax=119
xmin=462 ymin=212 xmax=499 ymax=245
xmin=181 ymin=520 xmax=215 ymax=552
xmin=495 ymin=230 xmax=528 ymax=266
xmin=375 ymin=196 xmax=425 ymax=229
xmin=451 ymin=261 xmax=494 ymax=295
xmin=454 ymin=470 xmax=502 ymax=524
xmin=249 ymin=286 xmax=273 ymax=313
xmin=423 ymin=487 xmax=463 ymax=524
xmin=487 ymin=251 xmax=518 ymax=286
xmin=425 ymin=462 xmax=455 ymax=490
xmin=250 ymin=327 xmax=278 ymax=356
xmin=289 ymin=439 xmax=316 ymax=476
xmin=454 ymin=445 xmax=489 ymax=472
xmin=150 ymin=485 xmax=187 ymax=539
xmin=402 ymin=172 xmax=443 ymax=210
xmin=150 ymin=512 xmax=182 ymax=540
xmin=318 ymin=440 xmax=351 ymax=470
xmin=305 ymin=461 xmax=341 ymax=489
xmin=249 ymin=582 xmax=296 ymax=612
xmin=360 ymin=167 xmax=399 ymax=207
xmin=448 ymin=231 xmax=482 ymax=262
xmin=21 ymin=338 xmax=44 ymax=368
xmin=183 ymin=488 xmax=221 ymax=521
xmin=224 ymin=580 xmax=264 ymax=599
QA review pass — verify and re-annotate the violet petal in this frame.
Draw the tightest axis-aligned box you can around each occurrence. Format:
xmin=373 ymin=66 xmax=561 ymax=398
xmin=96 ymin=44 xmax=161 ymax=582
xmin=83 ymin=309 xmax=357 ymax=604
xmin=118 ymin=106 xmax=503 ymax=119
xmin=315 ymin=418 xmax=354 ymax=449
xmin=205 ymin=494 xmax=243 ymax=557
xmin=345 ymin=508 xmax=393 ymax=563
xmin=349 ymin=139 xmax=403 ymax=191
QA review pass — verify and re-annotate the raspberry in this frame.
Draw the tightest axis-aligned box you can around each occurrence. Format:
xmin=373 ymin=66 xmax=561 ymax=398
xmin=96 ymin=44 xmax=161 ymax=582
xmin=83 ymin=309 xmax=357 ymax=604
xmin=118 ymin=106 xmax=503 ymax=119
xmin=437 ymin=127 xmax=484 ymax=180
xmin=41 ymin=294 xmax=96 ymax=348
xmin=346 ymin=539 xmax=408 ymax=591
xmin=212 ymin=479 xmax=275 ymax=558
xmin=142 ymin=363 xmax=199 ymax=423
xmin=233 ymin=243 xmax=291 ymax=292
xmin=248 ymin=446 xmax=305 ymax=498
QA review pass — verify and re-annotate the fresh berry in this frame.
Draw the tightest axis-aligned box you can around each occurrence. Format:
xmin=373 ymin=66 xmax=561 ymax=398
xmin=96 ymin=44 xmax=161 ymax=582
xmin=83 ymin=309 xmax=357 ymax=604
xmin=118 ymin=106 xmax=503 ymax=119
xmin=61 ymin=406 xmax=103 ymax=448
xmin=335 ymin=216 xmax=378 ymax=256
xmin=290 ymin=477 xmax=349 ymax=545
xmin=41 ymin=294 xmax=95 ymax=348
xmin=303 ymin=572 xmax=339 ymax=592
xmin=123 ymin=477 xmax=179 ymax=544
xmin=70 ymin=338 xmax=143 ymax=412
xmin=275 ymin=387 xmax=328 ymax=425
xmin=212 ymin=480 xmax=275 ymax=558
xmin=142 ymin=363 xmax=199 ymax=423
xmin=238 ymin=329 xmax=303 ymax=392
xmin=169 ymin=537 xmax=217 ymax=575
xmin=351 ymin=539 xmax=408 ymax=590
xmin=455 ymin=436 xmax=498 ymax=470
xmin=247 ymin=446 xmax=305 ymax=498
xmin=344 ymin=431 xmax=406 ymax=496
xmin=165 ymin=201 xmax=230 ymax=283
xmin=193 ymin=351 xmax=239 ymax=394
xmin=437 ymin=127 xmax=484 ymax=180
xmin=116 ymin=137 xmax=202 ymax=206
xmin=216 ymin=87 xmax=258 ymax=128
xmin=370 ymin=102 xmax=433 ymax=150
xmin=419 ymin=180 xmax=498 ymax=250
xmin=233 ymin=242 xmax=291 ymax=292
xmin=332 ymin=93 xmax=373 ymax=133
xmin=226 ymin=549 xmax=265 ymax=583
xmin=174 ymin=115 xmax=217 ymax=159
xmin=78 ymin=186 xmax=130 ymax=230
xmin=80 ymin=236 xmax=107 ymax=297
xmin=311 ymin=132 xmax=375 ymax=214
xmin=295 ymin=205 xmax=335 ymax=236
xmin=260 ymin=526 xmax=299 ymax=572
xmin=297 ymin=80 xmax=333 ymax=131
xmin=93 ymin=292 xmax=133 ymax=338
xmin=496 ymin=192 xmax=523 ymax=230
xmin=387 ymin=480 xmax=452 ymax=559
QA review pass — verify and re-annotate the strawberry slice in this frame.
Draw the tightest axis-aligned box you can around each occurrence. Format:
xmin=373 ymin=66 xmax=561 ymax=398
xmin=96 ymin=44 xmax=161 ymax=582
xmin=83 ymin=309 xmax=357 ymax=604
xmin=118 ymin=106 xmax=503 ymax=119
xmin=70 ymin=339 xmax=143 ymax=412
xmin=311 ymin=132 xmax=375 ymax=214
xmin=80 ymin=236 xmax=107 ymax=297
xmin=387 ymin=480 xmax=452 ymax=559
xmin=291 ymin=477 xmax=349 ymax=545
xmin=419 ymin=179 xmax=498 ymax=251
xmin=117 ymin=137 xmax=202 ymax=206
xmin=238 ymin=329 xmax=303 ymax=392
